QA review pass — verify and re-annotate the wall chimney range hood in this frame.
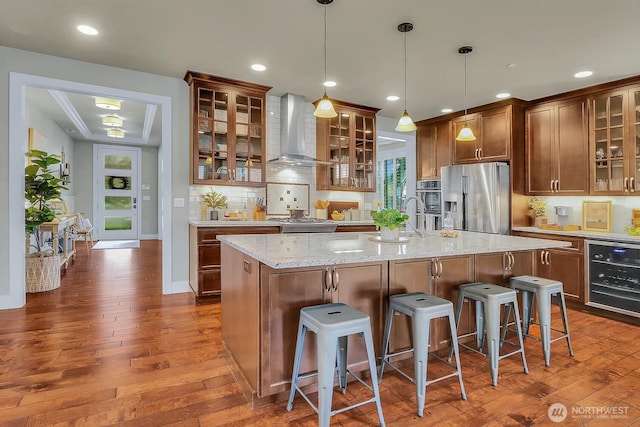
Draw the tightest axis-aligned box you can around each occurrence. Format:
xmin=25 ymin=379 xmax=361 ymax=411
xmin=268 ymin=93 xmax=330 ymax=166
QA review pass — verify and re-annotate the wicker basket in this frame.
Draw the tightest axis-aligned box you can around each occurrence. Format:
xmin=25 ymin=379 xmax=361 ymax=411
xmin=25 ymin=253 xmax=60 ymax=293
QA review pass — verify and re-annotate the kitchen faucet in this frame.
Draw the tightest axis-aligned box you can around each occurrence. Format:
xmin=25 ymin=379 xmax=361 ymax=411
xmin=402 ymin=196 xmax=426 ymax=238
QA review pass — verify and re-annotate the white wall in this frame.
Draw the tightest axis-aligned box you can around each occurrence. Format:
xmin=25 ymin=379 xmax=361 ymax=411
xmin=1 ymin=45 xmax=188 ymax=308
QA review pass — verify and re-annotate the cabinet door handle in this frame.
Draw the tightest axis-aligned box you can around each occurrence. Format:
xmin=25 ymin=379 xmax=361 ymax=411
xmin=545 ymin=251 xmax=551 ymax=265
xmin=430 ymin=259 xmax=438 ymax=278
xmin=624 ymin=177 xmax=629 ymax=192
xmin=324 ymin=266 xmax=332 ymax=292
xmin=243 ymin=259 xmax=251 ymax=273
xmin=540 ymin=250 xmax=545 ymax=265
xmin=478 ymin=148 xmax=482 ymax=160
xmin=503 ymin=252 xmax=509 ymax=271
xmin=554 ymin=180 xmax=559 ymax=192
xmin=509 ymin=252 xmax=515 ymax=270
xmin=332 ymin=267 xmax=339 ymax=292
xmin=631 ymin=177 xmax=636 ymax=192
xmin=550 ymin=180 xmax=554 ymax=192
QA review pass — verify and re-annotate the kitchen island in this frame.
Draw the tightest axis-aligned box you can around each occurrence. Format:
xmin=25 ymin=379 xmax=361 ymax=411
xmin=219 ymin=231 xmax=570 ymax=406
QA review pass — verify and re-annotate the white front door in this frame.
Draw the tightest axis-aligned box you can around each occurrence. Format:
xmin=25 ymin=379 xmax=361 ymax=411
xmin=94 ymin=145 xmax=141 ymax=240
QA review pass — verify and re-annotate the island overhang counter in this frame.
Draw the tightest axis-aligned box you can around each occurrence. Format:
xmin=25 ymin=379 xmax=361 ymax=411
xmin=219 ymin=231 xmax=571 ymax=406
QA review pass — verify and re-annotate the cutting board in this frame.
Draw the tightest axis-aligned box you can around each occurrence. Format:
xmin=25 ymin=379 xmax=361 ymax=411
xmin=327 ymin=201 xmax=359 ymax=214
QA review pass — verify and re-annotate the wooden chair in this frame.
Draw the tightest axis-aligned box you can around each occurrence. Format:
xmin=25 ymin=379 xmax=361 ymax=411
xmin=74 ymin=212 xmax=94 ymax=251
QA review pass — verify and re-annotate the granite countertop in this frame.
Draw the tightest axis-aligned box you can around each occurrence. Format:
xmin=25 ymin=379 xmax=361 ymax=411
xmin=189 ymin=219 xmax=375 ymax=227
xmin=219 ymin=230 xmax=571 ymax=269
xmin=512 ymin=226 xmax=640 ymax=245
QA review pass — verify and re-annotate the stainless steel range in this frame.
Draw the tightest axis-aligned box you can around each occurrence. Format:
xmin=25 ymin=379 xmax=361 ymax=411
xmin=271 ymin=209 xmax=338 ymax=233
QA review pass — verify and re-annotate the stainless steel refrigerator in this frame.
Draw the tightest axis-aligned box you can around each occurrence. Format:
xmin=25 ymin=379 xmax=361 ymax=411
xmin=441 ymin=162 xmax=510 ymax=234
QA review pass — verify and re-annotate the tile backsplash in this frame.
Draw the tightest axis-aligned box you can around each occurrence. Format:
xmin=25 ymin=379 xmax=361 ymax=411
xmin=189 ymin=95 xmax=370 ymax=220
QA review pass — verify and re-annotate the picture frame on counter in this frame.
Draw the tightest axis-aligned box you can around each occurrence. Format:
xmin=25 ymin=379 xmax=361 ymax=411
xmin=582 ymin=200 xmax=612 ymax=232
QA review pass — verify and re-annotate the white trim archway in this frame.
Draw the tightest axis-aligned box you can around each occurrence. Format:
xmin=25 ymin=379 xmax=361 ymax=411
xmin=7 ymin=72 xmax=173 ymax=309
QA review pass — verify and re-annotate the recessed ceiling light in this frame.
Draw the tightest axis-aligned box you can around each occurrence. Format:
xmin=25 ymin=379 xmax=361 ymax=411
xmin=102 ymin=115 xmax=124 ymax=127
xmin=323 ymin=80 xmax=336 ymax=88
xmin=251 ymin=64 xmax=266 ymax=71
xmin=95 ymin=97 xmax=121 ymax=110
xmin=441 ymin=108 xmax=453 ymax=113
xmin=496 ymin=92 xmax=511 ymax=99
xmin=386 ymin=95 xmax=400 ymax=101
xmin=507 ymin=63 xmax=517 ymax=68
xmin=574 ymin=70 xmax=593 ymax=78
xmin=77 ymin=25 xmax=98 ymax=36
xmin=107 ymin=129 xmax=125 ymax=138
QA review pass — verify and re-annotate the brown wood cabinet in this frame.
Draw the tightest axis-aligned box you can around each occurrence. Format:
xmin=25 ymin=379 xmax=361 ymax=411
xmin=259 ymin=261 xmax=387 ymax=397
xmin=185 ymin=71 xmax=271 ymax=186
xmin=512 ymin=231 xmax=585 ymax=303
xmin=453 ymin=106 xmax=512 ymax=163
xmin=315 ymin=100 xmax=380 ymax=192
xmin=475 ymin=250 xmax=534 ymax=287
xmin=526 ymin=97 xmax=589 ymax=195
xmin=189 ymin=225 xmax=279 ymax=298
xmin=335 ymin=224 xmax=377 ymax=233
xmin=589 ymin=85 xmax=640 ymax=194
xmin=416 ymin=120 xmax=451 ymax=179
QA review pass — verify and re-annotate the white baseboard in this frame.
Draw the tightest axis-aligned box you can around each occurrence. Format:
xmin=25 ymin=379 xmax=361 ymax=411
xmin=141 ymin=234 xmax=159 ymax=240
xmin=166 ymin=280 xmax=190 ymax=294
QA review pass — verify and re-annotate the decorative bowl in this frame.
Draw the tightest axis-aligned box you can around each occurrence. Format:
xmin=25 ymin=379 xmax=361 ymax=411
xmin=331 ymin=212 xmax=344 ymax=221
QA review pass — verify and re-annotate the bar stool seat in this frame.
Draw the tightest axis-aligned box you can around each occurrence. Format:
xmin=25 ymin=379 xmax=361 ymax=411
xmin=379 ymin=292 xmax=466 ymax=417
xmin=450 ymin=282 xmax=528 ymax=386
xmin=507 ymin=275 xmax=574 ymax=366
xmin=287 ymin=303 xmax=385 ymax=427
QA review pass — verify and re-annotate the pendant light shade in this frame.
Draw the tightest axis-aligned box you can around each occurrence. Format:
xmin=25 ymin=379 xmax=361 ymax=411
xmin=95 ymin=97 xmax=121 ymax=110
xmin=107 ymin=128 xmax=125 ymax=138
xmin=395 ymin=23 xmax=416 ymax=132
xmin=102 ymin=115 xmax=124 ymax=127
xmin=456 ymin=46 xmax=476 ymax=141
xmin=313 ymin=0 xmax=337 ymax=118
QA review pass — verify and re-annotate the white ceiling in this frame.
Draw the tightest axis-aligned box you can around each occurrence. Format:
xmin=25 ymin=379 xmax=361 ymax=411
xmin=4 ymin=0 xmax=640 ymax=129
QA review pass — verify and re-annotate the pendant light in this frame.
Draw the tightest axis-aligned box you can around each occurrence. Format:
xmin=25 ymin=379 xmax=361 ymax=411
xmin=395 ymin=23 xmax=416 ymax=132
xmin=313 ymin=0 xmax=337 ymax=118
xmin=456 ymin=46 xmax=476 ymax=141
xmin=95 ymin=97 xmax=121 ymax=110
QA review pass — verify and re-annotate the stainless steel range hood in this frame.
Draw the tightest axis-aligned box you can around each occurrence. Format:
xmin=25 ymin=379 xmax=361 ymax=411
xmin=268 ymin=93 xmax=330 ymax=166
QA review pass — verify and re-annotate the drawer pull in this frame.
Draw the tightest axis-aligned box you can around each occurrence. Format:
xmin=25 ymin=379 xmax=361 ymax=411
xmin=243 ymin=259 xmax=251 ymax=273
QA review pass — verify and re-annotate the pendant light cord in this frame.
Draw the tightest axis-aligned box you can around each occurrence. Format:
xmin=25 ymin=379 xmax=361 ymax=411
xmin=323 ymin=4 xmax=327 ymax=84
xmin=403 ymin=31 xmax=408 ymax=112
xmin=463 ymin=51 xmax=468 ymax=125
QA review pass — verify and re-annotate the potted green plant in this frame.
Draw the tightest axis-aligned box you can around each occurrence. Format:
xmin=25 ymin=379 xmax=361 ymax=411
xmin=201 ymin=188 xmax=227 ymax=220
xmin=371 ymin=208 xmax=409 ymax=240
xmin=24 ymin=150 xmax=68 ymax=292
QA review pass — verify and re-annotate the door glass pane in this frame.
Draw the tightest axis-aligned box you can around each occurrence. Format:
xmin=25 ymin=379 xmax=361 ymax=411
xmin=104 ymin=196 xmax=132 ymax=210
xmin=104 ymin=175 xmax=132 ymax=190
xmin=104 ymin=217 xmax=132 ymax=231
xmin=105 ymin=155 xmax=132 ymax=170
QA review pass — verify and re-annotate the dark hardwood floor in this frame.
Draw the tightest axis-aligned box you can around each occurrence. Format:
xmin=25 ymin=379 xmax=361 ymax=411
xmin=1 ymin=241 xmax=639 ymax=426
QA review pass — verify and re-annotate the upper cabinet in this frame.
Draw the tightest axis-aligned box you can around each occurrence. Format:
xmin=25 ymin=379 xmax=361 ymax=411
xmin=416 ymin=120 xmax=451 ymax=179
xmin=185 ymin=71 xmax=271 ymax=186
xmin=452 ymin=105 xmax=512 ymax=163
xmin=315 ymin=100 xmax=380 ymax=192
xmin=526 ymin=97 xmax=589 ymax=195
xmin=589 ymin=85 xmax=640 ymax=194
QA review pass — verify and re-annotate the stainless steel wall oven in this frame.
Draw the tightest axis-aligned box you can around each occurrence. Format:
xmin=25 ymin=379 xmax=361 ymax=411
xmin=586 ymin=240 xmax=640 ymax=318
xmin=417 ymin=179 xmax=442 ymax=230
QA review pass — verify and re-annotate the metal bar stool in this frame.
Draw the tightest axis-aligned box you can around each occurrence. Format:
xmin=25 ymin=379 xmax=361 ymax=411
xmin=450 ymin=282 xmax=528 ymax=386
xmin=287 ymin=303 xmax=385 ymax=427
xmin=505 ymin=275 xmax=574 ymax=366
xmin=379 ymin=292 xmax=467 ymax=417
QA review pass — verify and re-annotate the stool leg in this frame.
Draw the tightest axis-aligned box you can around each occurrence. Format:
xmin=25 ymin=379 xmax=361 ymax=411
xmin=484 ymin=302 xmax=500 ymax=387
xmin=336 ymin=335 xmax=348 ymax=394
xmin=500 ymin=302 xmax=511 ymax=346
xmin=521 ymin=290 xmax=533 ymax=336
xmin=412 ymin=313 xmax=429 ymax=417
xmin=537 ymin=290 xmax=552 ymax=367
xmin=317 ymin=332 xmax=338 ymax=427
xmin=476 ymin=300 xmax=485 ymax=350
xmin=379 ymin=305 xmax=395 ymax=382
xmin=287 ymin=322 xmax=307 ymax=411
xmin=556 ymin=292 xmax=574 ymax=357
xmin=448 ymin=291 xmax=466 ymax=362
xmin=447 ymin=311 xmax=467 ymax=401
xmin=363 ymin=323 xmax=386 ymax=427
xmin=511 ymin=300 xmax=529 ymax=375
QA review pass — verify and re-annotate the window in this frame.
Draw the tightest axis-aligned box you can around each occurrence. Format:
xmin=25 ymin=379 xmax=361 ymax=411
xmin=377 ymin=157 xmax=406 ymax=209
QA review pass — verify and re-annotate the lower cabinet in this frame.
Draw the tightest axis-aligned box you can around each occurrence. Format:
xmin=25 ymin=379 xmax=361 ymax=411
xmin=512 ymin=232 xmax=585 ymax=303
xmin=189 ymin=225 xmax=279 ymax=298
xmin=475 ymin=250 xmax=534 ymax=287
xmin=259 ymin=261 xmax=387 ymax=397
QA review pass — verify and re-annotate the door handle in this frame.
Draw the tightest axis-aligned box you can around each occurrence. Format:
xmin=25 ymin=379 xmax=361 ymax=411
xmin=555 ymin=180 xmax=559 ymax=192
xmin=550 ymin=180 xmax=554 ymax=192
xmin=540 ymin=250 xmax=545 ymax=265
xmin=631 ymin=177 xmax=636 ymax=192
xmin=332 ymin=267 xmax=339 ymax=292
xmin=438 ymin=261 xmax=443 ymax=278
xmin=324 ymin=266 xmax=332 ymax=292
xmin=430 ymin=260 xmax=438 ymax=278
xmin=503 ymin=252 xmax=509 ymax=271
xmin=624 ymin=177 xmax=629 ymax=192
xmin=545 ymin=250 xmax=551 ymax=265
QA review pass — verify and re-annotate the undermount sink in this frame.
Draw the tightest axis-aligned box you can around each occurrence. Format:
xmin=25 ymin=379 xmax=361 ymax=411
xmin=365 ymin=231 xmax=420 ymax=237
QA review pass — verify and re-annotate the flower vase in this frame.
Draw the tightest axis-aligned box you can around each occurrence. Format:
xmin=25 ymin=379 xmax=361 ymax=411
xmin=380 ymin=226 xmax=400 ymax=241
xmin=534 ymin=216 xmax=547 ymax=228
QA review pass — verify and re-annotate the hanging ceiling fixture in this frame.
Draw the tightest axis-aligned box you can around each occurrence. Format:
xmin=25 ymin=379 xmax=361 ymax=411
xmin=313 ymin=0 xmax=337 ymax=118
xmin=456 ymin=46 xmax=476 ymax=141
xmin=107 ymin=128 xmax=125 ymax=138
xmin=395 ymin=23 xmax=416 ymax=132
xmin=95 ymin=97 xmax=121 ymax=110
xmin=102 ymin=115 xmax=124 ymax=127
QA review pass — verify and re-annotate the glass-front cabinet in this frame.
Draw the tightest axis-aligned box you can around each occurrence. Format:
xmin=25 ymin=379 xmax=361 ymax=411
xmin=590 ymin=85 xmax=640 ymax=194
xmin=185 ymin=71 xmax=271 ymax=186
xmin=315 ymin=100 xmax=380 ymax=192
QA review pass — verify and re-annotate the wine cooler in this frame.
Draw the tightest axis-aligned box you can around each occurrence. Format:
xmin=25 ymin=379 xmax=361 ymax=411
xmin=586 ymin=240 xmax=640 ymax=318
